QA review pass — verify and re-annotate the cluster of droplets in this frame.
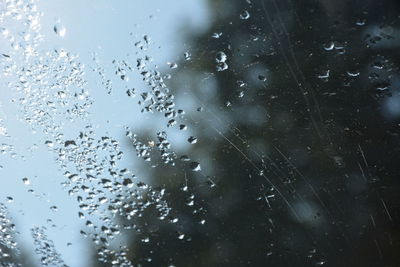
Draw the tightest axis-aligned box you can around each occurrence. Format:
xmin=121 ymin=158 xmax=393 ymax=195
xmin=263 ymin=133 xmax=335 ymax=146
xmin=134 ymin=34 xmax=151 ymax=51
xmin=0 ymin=0 xmax=43 ymax=60
xmin=127 ymin=128 xmax=203 ymax=171
xmin=368 ymin=56 xmax=393 ymax=93
xmin=127 ymin=130 xmax=152 ymax=162
xmin=135 ymin=58 xmax=177 ymax=119
xmin=0 ymin=2 xmax=207 ymax=265
xmin=97 ymin=245 xmax=132 ymax=267
xmin=112 ymin=59 xmax=133 ymax=83
xmin=52 ymin=128 xmax=175 ymax=264
xmin=126 ymin=129 xmax=178 ymax=165
xmin=31 ymin=226 xmax=67 ymax=266
xmin=0 ymin=118 xmax=8 ymax=137
xmin=0 ymin=16 xmax=157 ymax=261
xmin=91 ymin=52 xmax=113 ymax=94
xmin=0 ymin=204 xmax=20 ymax=267
xmin=156 ymin=131 xmax=176 ymax=165
xmin=4 ymin=39 xmax=135 ymax=266
xmin=0 ymin=143 xmax=14 ymax=156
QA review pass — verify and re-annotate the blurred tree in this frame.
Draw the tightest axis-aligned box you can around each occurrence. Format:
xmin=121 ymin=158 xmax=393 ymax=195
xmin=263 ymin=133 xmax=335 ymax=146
xmin=92 ymin=0 xmax=400 ymax=266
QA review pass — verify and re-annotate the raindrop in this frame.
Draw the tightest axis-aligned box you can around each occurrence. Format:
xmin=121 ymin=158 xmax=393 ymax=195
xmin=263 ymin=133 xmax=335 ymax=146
xmin=184 ymin=52 xmax=191 ymax=61
xmin=375 ymin=82 xmax=390 ymax=91
xmin=189 ymin=162 xmax=201 ymax=172
xmin=178 ymin=234 xmax=185 ymax=240
xmin=50 ymin=206 xmax=58 ymax=212
xmin=215 ymin=51 xmax=227 ymax=63
xmin=258 ymin=75 xmax=267 ymax=81
xmin=126 ymin=88 xmax=135 ymax=97
xmin=122 ymin=178 xmax=134 ymax=188
xmin=216 ymin=62 xmax=228 ymax=72
xmin=240 ymin=10 xmax=250 ymax=20
xmin=168 ymin=62 xmax=178 ymax=69
xmin=53 ymin=23 xmax=66 ymax=37
xmin=45 ymin=140 xmax=54 ymax=148
xmin=356 ymin=19 xmax=366 ymax=26
xmin=99 ymin=197 xmax=108 ymax=204
xmin=372 ymin=61 xmax=384 ymax=69
xmin=323 ymin=42 xmax=335 ymax=51
xmin=317 ymin=70 xmax=330 ymax=79
xmin=64 ymin=140 xmax=77 ymax=147
xmin=187 ymin=136 xmax=198 ymax=144
xmin=347 ymin=71 xmax=360 ymax=77
xmin=211 ymin=32 xmax=222 ymax=38
xmin=22 ymin=177 xmax=30 ymax=185
xmin=180 ymin=155 xmax=190 ymax=162
xmin=0 ymin=27 xmax=9 ymax=36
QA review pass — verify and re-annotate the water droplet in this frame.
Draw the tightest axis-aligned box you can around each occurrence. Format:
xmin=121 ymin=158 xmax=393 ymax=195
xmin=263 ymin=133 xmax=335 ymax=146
xmin=123 ymin=178 xmax=133 ymax=188
xmin=187 ymin=136 xmax=197 ymax=144
xmin=317 ymin=70 xmax=330 ymax=79
xmin=356 ymin=19 xmax=366 ymax=26
xmin=240 ymin=10 xmax=250 ymax=20
xmin=50 ymin=206 xmax=58 ymax=212
xmin=323 ymin=42 xmax=335 ymax=51
xmin=178 ymin=233 xmax=185 ymax=240
xmin=53 ymin=23 xmax=66 ymax=37
xmin=216 ymin=62 xmax=228 ymax=72
xmin=45 ymin=140 xmax=54 ymax=148
xmin=126 ymin=88 xmax=135 ymax=97
xmin=0 ymin=27 xmax=9 ymax=36
xmin=211 ymin=32 xmax=222 ymax=38
xmin=180 ymin=155 xmax=190 ymax=162
xmin=375 ymin=82 xmax=390 ymax=91
xmin=64 ymin=140 xmax=77 ymax=147
xmin=189 ymin=162 xmax=201 ymax=172
xmin=215 ymin=51 xmax=227 ymax=63
xmin=168 ymin=62 xmax=178 ymax=69
xmin=184 ymin=52 xmax=191 ymax=61
xmin=258 ymin=75 xmax=267 ymax=81
xmin=347 ymin=71 xmax=360 ymax=77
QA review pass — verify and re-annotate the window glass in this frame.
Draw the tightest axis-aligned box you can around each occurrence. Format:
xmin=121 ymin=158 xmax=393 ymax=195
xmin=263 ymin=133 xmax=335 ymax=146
xmin=0 ymin=0 xmax=399 ymax=266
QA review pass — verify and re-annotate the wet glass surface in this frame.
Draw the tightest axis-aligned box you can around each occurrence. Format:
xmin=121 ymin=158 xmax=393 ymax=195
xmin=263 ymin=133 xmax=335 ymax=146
xmin=0 ymin=0 xmax=399 ymax=266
